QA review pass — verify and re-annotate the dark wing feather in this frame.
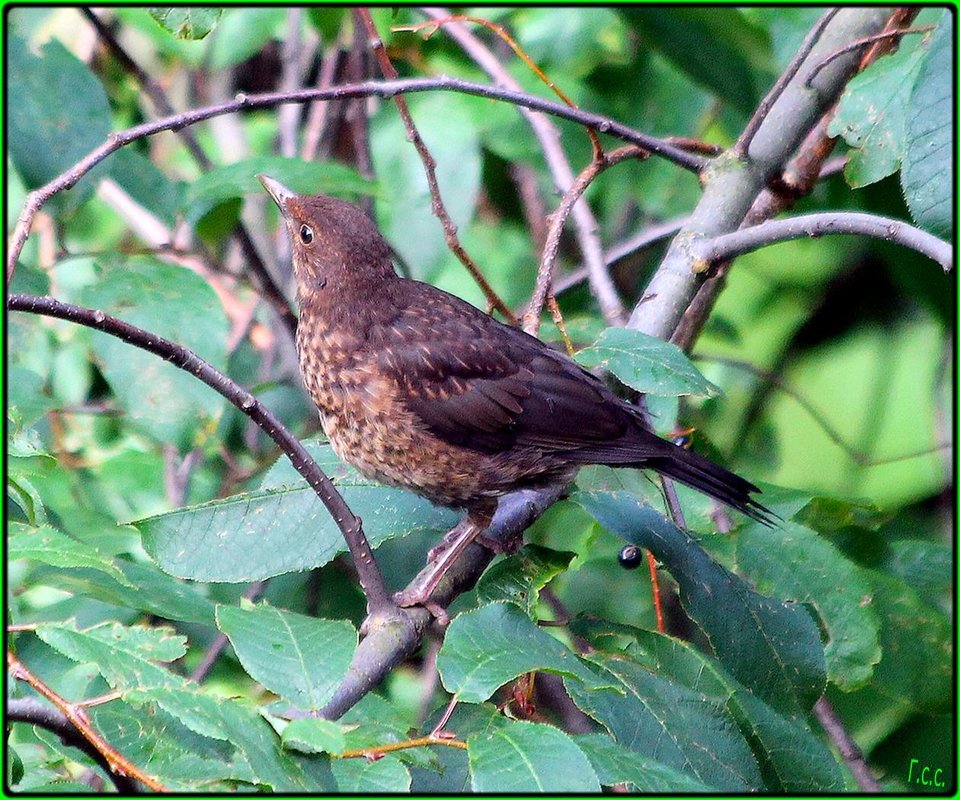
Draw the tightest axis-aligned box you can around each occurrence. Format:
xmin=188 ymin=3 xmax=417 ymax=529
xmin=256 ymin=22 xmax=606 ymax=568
xmin=368 ymin=289 xmax=633 ymax=454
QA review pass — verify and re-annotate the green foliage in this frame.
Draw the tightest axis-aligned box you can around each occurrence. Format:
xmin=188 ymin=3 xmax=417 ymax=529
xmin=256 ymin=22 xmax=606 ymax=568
xmin=7 ymin=8 xmax=951 ymax=794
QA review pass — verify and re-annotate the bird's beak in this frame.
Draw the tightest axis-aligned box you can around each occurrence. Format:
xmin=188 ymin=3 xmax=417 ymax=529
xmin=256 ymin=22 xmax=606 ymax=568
xmin=257 ymin=174 xmax=295 ymax=216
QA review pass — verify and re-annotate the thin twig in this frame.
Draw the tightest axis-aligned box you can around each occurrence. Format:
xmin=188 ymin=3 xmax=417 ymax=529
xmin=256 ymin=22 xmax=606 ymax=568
xmin=7 ymin=294 xmax=393 ymax=613
xmin=696 ymin=355 xmax=951 ymax=467
xmin=689 ymin=212 xmax=951 ymax=273
xmin=338 ymin=735 xmax=467 ymax=759
xmin=645 ymin=550 xmax=665 ymax=634
xmin=355 ymin=9 xmax=516 ymax=323
xmin=8 ymin=652 xmax=166 ymax=792
xmin=420 ymin=7 xmax=627 ymax=326
xmin=190 ymin=581 xmax=268 ymax=684
xmin=7 ymin=698 xmax=141 ymax=793
xmin=813 ymin=696 xmax=882 ymax=791
xmin=7 ymin=76 xmax=704 ymax=281
xmin=735 ymin=9 xmax=840 ymax=157
xmin=524 ymin=146 xmax=645 ymax=334
xmin=301 ymin=43 xmax=346 ymax=162
xmin=805 ymin=25 xmax=935 ymax=88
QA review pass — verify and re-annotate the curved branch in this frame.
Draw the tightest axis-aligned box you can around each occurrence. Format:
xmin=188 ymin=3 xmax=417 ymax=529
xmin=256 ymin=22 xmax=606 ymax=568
xmin=6 ymin=294 xmax=392 ymax=613
xmin=689 ymin=212 xmax=952 ymax=272
xmin=7 ymin=698 xmax=141 ymax=793
xmin=7 ymin=76 xmax=703 ymax=281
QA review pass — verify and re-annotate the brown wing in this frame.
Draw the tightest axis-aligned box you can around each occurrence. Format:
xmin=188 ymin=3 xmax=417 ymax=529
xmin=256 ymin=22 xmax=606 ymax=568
xmin=367 ymin=287 xmax=635 ymax=455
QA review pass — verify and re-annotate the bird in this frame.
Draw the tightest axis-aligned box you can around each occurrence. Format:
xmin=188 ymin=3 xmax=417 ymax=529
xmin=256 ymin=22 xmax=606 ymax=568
xmin=257 ymin=175 xmax=771 ymax=607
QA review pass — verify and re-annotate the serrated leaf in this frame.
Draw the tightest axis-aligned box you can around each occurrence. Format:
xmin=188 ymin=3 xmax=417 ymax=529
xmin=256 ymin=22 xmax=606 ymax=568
xmin=576 ymin=327 xmax=719 ymax=397
xmin=281 ymin=718 xmax=347 ymax=755
xmin=737 ymin=520 xmax=881 ymax=690
xmin=9 ymin=522 xmax=132 ymax=586
xmin=573 ymin=733 xmax=715 ymax=791
xmin=186 ymin=156 xmax=374 ymax=226
xmin=436 ymin=602 xmax=610 ymax=703
xmin=216 ymin=603 xmax=356 ymax=711
xmin=7 ymin=34 xmax=112 ymax=212
xmin=901 ymin=13 xmax=953 ymax=237
xmin=573 ymin=490 xmax=826 ymax=714
xmin=81 ymin=256 xmax=228 ymax=449
xmin=828 ymin=45 xmax=925 ymax=187
xmin=137 ymin=440 xmax=457 ymax=582
xmin=468 ymin=720 xmax=600 ymax=792
xmin=149 ymin=7 xmax=221 ymax=39
xmin=475 ymin=544 xmax=575 ymax=614
xmin=566 ymin=653 xmax=762 ymax=790
xmin=580 ymin=627 xmax=844 ymax=792
xmin=331 ymin=755 xmax=410 ymax=792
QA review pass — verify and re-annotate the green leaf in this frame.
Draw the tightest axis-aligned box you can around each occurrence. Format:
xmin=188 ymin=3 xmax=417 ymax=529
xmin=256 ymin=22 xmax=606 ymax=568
xmin=737 ymin=520 xmax=881 ymax=690
xmin=331 ymin=755 xmax=410 ymax=792
xmin=868 ymin=570 xmax=951 ymax=713
xmin=215 ymin=602 xmax=357 ymax=711
xmin=475 ymin=544 xmax=575 ymax=614
xmin=9 ymin=522 xmax=132 ymax=586
xmin=137 ymin=441 xmax=458 ymax=582
xmin=281 ymin=718 xmax=347 ymax=756
xmin=901 ymin=14 xmax=953 ymax=237
xmin=32 ymin=559 xmax=217 ymax=625
xmin=8 ymin=366 xmax=55 ymax=427
xmin=468 ymin=720 xmax=600 ymax=792
xmin=149 ymin=7 xmax=222 ymax=39
xmin=186 ymin=157 xmax=374 ymax=226
xmin=572 ymin=733 xmax=714 ymax=791
xmin=827 ymin=44 xmax=925 ymax=187
xmin=584 ymin=628 xmax=843 ymax=791
xmin=81 ymin=256 xmax=228 ymax=449
xmin=620 ymin=8 xmax=768 ymax=113
xmin=436 ymin=602 xmax=609 ymax=703
xmin=108 ymin=148 xmax=183 ymax=227
xmin=7 ymin=34 xmax=112 ymax=211
xmin=573 ymin=491 xmax=826 ymax=714
xmin=575 ymin=327 xmax=719 ymax=397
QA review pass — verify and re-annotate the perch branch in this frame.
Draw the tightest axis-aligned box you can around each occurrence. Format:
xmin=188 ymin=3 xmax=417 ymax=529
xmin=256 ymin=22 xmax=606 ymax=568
xmin=689 ymin=212 xmax=951 ymax=272
xmin=814 ymin=696 xmax=882 ymax=792
xmin=8 ymin=652 xmax=165 ymax=792
xmin=7 ymin=75 xmax=703 ymax=281
xmin=6 ymin=294 xmax=392 ymax=614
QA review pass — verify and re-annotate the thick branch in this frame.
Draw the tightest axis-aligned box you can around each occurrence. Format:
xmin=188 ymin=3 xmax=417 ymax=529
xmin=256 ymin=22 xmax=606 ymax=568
xmin=690 ymin=212 xmax=952 ymax=272
xmin=7 ymin=698 xmax=141 ymax=793
xmin=7 ymin=76 xmax=703 ymax=281
xmin=627 ymin=8 xmax=894 ymax=340
xmin=6 ymin=294 xmax=392 ymax=613
xmin=320 ymin=486 xmax=564 ymax=720
xmin=813 ymin=696 xmax=882 ymax=792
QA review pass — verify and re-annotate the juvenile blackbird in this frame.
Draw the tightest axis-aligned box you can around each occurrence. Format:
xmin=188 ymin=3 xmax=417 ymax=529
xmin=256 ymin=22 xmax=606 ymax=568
xmin=258 ymin=175 xmax=770 ymax=604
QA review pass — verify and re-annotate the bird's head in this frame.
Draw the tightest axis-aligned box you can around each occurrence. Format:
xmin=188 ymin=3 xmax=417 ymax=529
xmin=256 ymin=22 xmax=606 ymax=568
xmin=257 ymin=175 xmax=395 ymax=298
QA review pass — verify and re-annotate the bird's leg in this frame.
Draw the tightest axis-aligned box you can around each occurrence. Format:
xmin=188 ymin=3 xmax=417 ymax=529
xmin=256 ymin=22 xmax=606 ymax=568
xmin=394 ymin=509 xmax=494 ymax=611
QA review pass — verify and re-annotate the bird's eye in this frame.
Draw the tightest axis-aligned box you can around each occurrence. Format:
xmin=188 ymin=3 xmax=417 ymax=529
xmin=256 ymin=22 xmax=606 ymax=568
xmin=299 ymin=224 xmax=314 ymax=244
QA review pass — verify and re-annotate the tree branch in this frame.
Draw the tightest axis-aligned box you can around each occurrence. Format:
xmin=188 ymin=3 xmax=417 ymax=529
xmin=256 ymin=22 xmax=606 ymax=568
xmin=7 ymin=75 xmax=703 ymax=282
xmin=813 ymin=696 xmax=882 ymax=792
xmin=8 ymin=653 xmax=163 ymax=791
xmin=6 ymin=294 xmax=393 ymax=614
xmin=689 ymin=212 xmax=951 ymax=272
xmin=319 ymin=487 xmax=564 ymax=720
xmin=627 ymin=8 xmax=894 ymax=341
xmin=7 ymin=697 xmax=141 ymax=793
xmin=418 ymin=8 xmax=627 ymax=326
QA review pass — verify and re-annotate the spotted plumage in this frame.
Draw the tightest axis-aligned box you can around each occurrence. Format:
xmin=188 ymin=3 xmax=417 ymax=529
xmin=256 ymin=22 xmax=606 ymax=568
xmin=259 ymin=175 xmax=770 ymax=528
